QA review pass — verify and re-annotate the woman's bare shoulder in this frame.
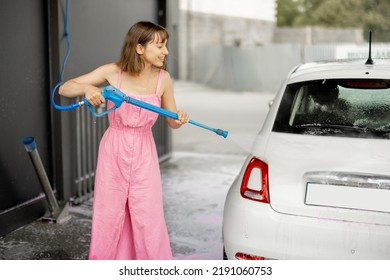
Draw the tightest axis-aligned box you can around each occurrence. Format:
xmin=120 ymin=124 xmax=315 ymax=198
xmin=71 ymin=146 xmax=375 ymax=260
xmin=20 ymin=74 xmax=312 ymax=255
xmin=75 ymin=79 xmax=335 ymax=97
xmin=94 ymin=63 xmax=120 ymax=85
xmin=159 ymin=70 xmax=174 ymax=97
xmin=161 ymin=69 xmax=173 ymax=84
xmin=97 ymin=63 xmax=119 ymax=74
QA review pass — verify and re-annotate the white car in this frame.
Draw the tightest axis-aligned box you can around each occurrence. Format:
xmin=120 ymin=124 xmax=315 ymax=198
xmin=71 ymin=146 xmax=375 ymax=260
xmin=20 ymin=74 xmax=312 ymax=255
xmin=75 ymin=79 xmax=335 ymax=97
xmin=223 ymin=58 xmax=390 ymax=260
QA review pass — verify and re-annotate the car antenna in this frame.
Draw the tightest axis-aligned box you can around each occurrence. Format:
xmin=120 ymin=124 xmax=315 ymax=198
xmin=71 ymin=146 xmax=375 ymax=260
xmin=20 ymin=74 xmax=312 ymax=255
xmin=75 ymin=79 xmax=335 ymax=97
xmin=365 ymin=31 xmax=374 ymax=65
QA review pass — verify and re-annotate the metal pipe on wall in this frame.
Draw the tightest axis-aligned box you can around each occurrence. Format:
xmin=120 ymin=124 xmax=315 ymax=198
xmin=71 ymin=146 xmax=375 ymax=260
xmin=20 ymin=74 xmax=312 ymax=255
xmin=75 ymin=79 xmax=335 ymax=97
xmin=23 ymin=136 xmax=69 ymax=223
xmin=23 ymin=136 xmax=60 ymax=216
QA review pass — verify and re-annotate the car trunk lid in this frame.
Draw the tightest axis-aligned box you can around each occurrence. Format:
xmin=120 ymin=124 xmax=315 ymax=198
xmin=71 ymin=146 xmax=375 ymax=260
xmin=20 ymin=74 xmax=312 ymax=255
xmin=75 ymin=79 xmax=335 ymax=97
xmin=260 ymin=132 xmax=390 ymax=225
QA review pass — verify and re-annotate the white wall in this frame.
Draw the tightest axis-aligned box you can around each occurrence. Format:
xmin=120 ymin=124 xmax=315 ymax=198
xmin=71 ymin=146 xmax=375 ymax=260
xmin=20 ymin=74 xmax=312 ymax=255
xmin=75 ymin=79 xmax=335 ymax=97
xmin=180 ymin=0 xmax=276 ymax=21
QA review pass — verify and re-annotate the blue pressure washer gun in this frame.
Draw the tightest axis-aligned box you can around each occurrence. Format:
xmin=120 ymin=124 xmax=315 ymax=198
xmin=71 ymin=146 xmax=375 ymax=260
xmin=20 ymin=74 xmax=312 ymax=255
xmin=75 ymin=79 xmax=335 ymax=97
xmin=53 ymin=86 xmax=228 ymax=138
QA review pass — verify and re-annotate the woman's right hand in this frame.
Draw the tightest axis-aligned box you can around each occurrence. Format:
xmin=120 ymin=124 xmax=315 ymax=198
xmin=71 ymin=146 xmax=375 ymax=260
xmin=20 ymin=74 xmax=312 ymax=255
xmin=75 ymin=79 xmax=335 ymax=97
xmin=85 ymin=86 xmax=106 ymax=106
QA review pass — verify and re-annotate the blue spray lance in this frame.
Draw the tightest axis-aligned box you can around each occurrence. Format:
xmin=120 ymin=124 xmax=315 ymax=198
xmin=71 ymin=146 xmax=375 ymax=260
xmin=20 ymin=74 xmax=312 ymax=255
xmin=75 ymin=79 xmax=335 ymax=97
xmin=53 ymin=86 xmax=228 ymax=138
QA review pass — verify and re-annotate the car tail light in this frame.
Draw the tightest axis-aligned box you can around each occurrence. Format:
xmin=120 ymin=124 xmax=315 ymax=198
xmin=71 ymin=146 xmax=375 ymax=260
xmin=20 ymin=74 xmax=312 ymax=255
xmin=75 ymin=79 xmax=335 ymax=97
xmin=240 ymin=157 xmax=270 ymax=203
xmin=235 ymin=252 xmax=265 ymax=260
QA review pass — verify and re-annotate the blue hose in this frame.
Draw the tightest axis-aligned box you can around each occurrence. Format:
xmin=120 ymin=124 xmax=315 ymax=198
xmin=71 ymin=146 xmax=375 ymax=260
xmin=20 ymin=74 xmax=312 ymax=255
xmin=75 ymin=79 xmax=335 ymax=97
xmin=51 ymin=0 xmax=74 ymax=111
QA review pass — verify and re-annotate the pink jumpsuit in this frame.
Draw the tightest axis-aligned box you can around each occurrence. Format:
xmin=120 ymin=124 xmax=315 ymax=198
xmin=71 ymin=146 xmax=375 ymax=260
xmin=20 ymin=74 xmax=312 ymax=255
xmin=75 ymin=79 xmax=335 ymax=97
xmin=88 ymin=69 xmax=172 ymax=260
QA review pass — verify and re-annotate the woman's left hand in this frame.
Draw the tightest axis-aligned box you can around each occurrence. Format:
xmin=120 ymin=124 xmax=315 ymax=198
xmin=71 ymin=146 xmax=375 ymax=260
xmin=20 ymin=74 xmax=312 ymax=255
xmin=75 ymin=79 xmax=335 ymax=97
xmin=177 ymin=110 xmax=189 ymax=125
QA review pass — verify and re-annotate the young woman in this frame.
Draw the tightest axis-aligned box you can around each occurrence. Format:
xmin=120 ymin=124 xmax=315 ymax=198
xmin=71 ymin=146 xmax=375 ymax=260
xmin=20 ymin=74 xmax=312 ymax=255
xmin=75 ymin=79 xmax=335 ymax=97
xmin=59 ymin=21 xmax=188 ymax=260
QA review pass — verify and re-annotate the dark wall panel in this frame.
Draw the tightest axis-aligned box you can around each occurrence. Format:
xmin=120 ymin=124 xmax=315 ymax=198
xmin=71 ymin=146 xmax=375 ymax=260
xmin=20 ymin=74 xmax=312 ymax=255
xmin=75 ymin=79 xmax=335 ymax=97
xmin=0 ymin=0 xmax=51 ymax=235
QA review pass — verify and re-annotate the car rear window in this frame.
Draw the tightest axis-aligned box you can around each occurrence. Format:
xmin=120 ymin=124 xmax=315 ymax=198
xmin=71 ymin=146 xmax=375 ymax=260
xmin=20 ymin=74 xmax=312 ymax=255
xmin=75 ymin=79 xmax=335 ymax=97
xmin=273 ymin=79 xmax=390 ymax=139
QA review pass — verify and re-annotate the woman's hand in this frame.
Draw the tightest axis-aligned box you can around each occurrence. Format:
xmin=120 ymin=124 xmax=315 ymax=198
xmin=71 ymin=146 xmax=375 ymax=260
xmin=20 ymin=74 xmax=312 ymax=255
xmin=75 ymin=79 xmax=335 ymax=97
xmin=176 ymin=109 xmax=189 ymax=125
xmin=84 ymin=86 xmax=106 ymax=106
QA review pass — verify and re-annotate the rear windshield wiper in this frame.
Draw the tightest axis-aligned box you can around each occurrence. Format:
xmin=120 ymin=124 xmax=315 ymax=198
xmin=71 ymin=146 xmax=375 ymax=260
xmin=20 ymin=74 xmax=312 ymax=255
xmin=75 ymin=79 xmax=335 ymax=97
xmin=296 ymin=123 xmax=388 ymax=135
xmin=297 ymin=123 xmax=363 ymax=130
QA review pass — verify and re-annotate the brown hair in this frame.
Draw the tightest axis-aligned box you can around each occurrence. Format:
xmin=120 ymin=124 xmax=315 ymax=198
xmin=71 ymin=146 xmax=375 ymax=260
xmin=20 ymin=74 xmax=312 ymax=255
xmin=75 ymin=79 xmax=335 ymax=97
xmin=117 ymin=21 xmax=169 ymax=74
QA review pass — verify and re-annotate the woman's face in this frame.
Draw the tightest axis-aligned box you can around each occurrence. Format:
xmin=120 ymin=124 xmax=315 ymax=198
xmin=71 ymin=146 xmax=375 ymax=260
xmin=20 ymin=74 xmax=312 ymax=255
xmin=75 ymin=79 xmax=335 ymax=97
xmin=139 ymin=33 xmax=169 ymax=68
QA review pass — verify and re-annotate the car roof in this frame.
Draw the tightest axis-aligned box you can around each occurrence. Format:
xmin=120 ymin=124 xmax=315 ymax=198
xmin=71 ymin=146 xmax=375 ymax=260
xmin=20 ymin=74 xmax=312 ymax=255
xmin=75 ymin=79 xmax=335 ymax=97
xmin=288 ymin=59 xmax=390 ymax=84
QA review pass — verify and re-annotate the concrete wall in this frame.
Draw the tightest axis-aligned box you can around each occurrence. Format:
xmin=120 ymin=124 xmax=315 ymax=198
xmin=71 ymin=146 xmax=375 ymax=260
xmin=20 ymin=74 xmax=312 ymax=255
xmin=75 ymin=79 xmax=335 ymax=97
xmin=193 ymin=44 xmax=302 ymax=92
xmin=177 ymin=9 xmax=365 ymax=90
xmin=178 ymin=11 xmax=275 ymax=80
xmin=274 ymin=27 xmax=364 ymax=44
xmin=192 ymin=42 xmax=390 ymax=93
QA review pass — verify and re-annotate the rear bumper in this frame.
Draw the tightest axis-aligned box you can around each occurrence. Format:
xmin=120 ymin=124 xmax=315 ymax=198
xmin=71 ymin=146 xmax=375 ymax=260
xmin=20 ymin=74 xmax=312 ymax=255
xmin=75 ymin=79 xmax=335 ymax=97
xmin=223 ymin=194 xmax=390 ymax=260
